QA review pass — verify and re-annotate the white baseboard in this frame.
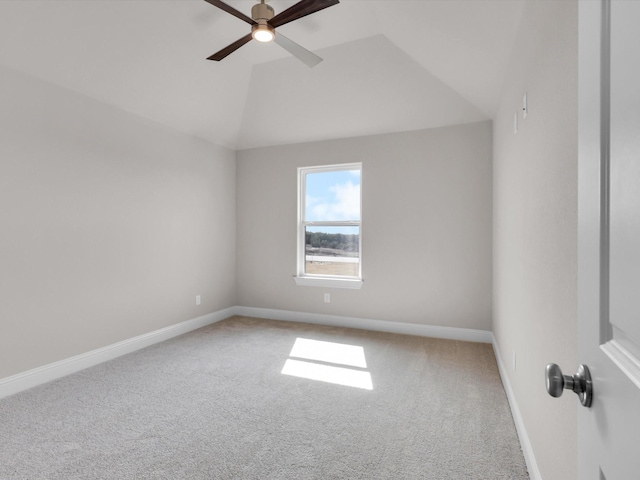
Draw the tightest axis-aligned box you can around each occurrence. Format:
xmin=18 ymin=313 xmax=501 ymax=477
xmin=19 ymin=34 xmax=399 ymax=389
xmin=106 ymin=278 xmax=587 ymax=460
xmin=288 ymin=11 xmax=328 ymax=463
xmin=234 ymin=306 xmax=493 ymax=343
xmin=0 ymin=307 xmax=235 ymax=400
xmin=492 ymin=336 xmax=542 ymax=480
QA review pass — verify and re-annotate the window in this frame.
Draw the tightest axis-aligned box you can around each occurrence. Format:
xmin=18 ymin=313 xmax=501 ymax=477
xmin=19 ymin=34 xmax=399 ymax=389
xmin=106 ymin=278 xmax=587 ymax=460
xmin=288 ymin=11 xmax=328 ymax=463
xmin=295 ymin=163 xmax=363 ymax=289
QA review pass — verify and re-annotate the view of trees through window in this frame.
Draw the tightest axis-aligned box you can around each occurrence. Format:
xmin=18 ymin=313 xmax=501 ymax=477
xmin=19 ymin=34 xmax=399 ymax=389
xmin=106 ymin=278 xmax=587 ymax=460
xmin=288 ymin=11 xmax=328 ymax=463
xmin=305 ymin=231 xmax=359 ymax=252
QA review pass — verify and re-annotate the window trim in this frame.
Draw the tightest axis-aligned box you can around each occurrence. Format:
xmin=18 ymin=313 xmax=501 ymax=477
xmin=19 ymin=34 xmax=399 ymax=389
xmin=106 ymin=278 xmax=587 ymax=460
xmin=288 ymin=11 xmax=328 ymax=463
xmin=295 ymin=163 xmax=363 ymax=289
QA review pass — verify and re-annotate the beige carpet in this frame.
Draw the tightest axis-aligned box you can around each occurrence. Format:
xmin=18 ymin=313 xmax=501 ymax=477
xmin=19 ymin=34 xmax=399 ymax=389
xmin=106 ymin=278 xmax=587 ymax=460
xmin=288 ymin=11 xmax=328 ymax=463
xmin=0 ymin=316 xmax=528 ymax=479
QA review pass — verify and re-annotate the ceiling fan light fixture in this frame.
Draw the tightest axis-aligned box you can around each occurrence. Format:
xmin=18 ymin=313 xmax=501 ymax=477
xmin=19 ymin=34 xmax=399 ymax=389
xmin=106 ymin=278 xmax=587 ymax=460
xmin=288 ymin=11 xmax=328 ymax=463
xmin=251 ymin=23 xmax=275 ymax=43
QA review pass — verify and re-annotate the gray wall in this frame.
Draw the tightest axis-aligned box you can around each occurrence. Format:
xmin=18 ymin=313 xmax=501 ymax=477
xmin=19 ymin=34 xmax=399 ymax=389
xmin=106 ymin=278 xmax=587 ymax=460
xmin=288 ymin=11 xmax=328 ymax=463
xmin=237 ymin=122 xmax=493 ymax=331
xmin=493 ymin=1 xmax=578 ymax=479
xmin=0 ymin=66 xmax=237 ymax=379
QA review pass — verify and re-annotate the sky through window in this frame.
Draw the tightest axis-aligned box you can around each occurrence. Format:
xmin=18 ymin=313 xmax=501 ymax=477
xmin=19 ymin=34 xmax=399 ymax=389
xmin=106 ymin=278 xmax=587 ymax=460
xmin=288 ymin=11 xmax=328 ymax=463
xmin=305 ymin=170 xmax=361 ymax=225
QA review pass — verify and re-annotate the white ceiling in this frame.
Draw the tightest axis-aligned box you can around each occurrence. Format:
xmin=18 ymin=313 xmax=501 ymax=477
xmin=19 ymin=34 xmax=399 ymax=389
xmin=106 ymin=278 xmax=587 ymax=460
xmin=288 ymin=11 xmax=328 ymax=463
xmin=0 ymin=0 xmax=525 ymax=150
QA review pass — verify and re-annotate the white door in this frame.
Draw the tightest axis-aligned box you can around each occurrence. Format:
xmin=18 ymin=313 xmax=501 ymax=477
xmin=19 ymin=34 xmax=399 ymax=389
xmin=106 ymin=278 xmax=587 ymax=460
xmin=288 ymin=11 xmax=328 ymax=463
xmin=577 ymin=0 xmax=640 ymax=478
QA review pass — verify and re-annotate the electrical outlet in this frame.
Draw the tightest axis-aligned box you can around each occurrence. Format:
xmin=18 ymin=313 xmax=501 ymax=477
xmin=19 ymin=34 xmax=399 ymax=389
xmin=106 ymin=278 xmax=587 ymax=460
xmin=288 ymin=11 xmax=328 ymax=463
xmin=512 ymin=350 xmax=517 ymax=371
xmin=324 ymin=293 xmax=330 ymax=303
xmin=195 ymin=295 xmax=201 ymax=306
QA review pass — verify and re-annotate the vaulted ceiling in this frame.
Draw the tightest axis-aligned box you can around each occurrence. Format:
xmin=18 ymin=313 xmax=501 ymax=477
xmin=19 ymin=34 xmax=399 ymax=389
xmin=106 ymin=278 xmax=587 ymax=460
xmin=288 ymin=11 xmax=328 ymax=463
xmin=0 ymin=0 xmax=525 ymax=150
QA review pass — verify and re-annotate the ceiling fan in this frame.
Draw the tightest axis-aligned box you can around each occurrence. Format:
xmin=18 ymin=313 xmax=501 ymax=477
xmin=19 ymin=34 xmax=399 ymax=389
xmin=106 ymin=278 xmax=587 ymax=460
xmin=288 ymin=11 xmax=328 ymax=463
xmin=204 ymin=0 xmax=339 ymax=68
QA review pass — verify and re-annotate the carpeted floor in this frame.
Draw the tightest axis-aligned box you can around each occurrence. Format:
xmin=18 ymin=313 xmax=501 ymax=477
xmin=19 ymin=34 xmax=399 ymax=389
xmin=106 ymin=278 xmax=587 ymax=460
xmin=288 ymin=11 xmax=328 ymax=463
xmin=0 ymin=316 xmax=529 ymax=479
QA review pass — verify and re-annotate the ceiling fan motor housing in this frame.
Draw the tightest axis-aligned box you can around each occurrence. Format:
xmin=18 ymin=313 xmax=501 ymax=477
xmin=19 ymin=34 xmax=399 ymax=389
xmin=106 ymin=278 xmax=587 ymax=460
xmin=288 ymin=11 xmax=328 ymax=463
xmin=252 ymin=2 xmax=274 ymax=23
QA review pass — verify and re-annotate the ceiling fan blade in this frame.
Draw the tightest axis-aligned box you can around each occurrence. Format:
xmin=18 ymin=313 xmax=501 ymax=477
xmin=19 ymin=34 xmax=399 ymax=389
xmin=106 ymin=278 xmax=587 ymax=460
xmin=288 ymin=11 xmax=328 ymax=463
xmin=269 ymin=0 xmax=339 ymax=29
xmin=207 ymin=33 xmax=253 ymax=61
xmin=203 ymin=0 xmax=256 ymax=25
xmin=274 ymin=32 xmax=323 ymax=68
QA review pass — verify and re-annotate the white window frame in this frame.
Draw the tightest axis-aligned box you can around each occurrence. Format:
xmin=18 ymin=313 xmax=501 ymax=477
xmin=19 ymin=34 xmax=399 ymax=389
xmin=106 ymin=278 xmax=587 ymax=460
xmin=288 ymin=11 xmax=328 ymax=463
xmin=294 ymin=163 xmax=363 ymax=289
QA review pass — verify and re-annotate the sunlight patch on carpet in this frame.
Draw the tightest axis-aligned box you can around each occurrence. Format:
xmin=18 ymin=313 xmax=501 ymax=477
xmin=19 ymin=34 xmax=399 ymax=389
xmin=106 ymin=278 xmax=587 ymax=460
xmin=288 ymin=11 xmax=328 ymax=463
xmin=288 ymin=338 xmax=367 ymax=368
xmin=282 ymin=338 xmax=372 ymax=390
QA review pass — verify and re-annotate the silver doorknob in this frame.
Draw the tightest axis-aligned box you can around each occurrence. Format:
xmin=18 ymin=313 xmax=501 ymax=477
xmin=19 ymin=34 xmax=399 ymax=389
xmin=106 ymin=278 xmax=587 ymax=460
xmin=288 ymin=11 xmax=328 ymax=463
xmin=545 ymin=363 xmax=593 ymax=408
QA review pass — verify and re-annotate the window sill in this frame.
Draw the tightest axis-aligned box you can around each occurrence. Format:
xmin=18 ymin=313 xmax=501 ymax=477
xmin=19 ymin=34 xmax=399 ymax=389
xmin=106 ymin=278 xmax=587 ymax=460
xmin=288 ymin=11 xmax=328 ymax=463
xmin=293 ymin=276 xmax=363 ymax=289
